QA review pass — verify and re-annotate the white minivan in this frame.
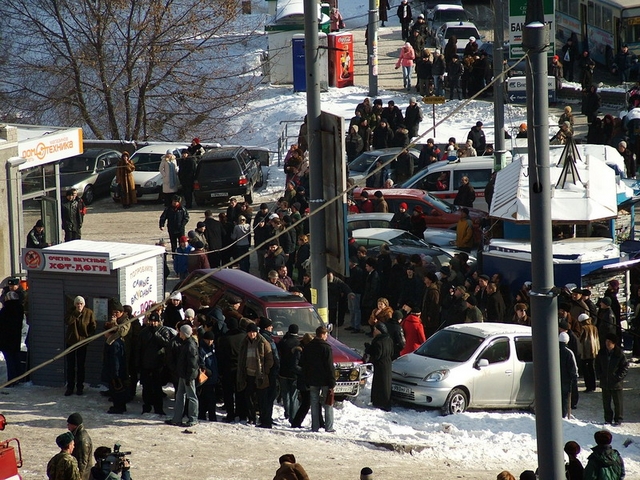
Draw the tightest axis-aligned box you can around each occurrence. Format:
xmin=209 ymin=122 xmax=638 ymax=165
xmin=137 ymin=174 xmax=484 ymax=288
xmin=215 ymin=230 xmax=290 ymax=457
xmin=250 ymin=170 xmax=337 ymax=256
xmin=399 ymin=156 xmax=506 ymax=211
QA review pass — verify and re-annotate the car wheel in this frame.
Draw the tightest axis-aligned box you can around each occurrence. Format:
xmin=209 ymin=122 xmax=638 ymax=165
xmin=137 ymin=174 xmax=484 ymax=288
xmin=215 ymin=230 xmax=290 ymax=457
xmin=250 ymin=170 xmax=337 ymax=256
xmin=82 ymin=185 xmax=95 ymax=205
xmin=244 ymin=189 xmax=254 ymax=204
xmin=255 ymin=168 xmax=264 ymax=188
xmin=443 ymin=388 xmax=468 ymax=415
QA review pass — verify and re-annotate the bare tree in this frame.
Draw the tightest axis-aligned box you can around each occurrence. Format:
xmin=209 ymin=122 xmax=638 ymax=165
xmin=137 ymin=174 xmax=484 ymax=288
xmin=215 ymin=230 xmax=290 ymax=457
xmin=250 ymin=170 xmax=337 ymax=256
xmin=1 ymin=0 xmax=265 ymax=141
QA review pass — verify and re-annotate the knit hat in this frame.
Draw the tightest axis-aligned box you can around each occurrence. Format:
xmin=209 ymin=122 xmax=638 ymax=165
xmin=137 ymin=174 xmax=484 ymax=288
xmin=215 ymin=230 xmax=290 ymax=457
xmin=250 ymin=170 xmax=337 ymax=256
xmin=600 ymin=297 xmax=612 ymax=306
xmin=469 ymin=36 xmax=476 ymax=43
xmin=202 ymin=330 xmax=215 ymax=341
xmin=67 ymin=412 xmax=83 ymax=426
xmin=352 ymin=125 xmax=359 ymax=133
xmin=56 ymin=431 xmax=75 ymax=449
xmin=259 ymin=316 xmax=273 ymax=329
xmin=466 ymin=295 xmax=477 ymax=306
xmin=399 ymin=202 xmax=408 ymax=210
xmin=260 ymin=203 xmax=269 ymax=210
xmin=193 ymin=241 xmax=204 ymax=249
xmin=35 ymin=219 xmax=44 ymax=228
xmin=558 ymin=319 xmax=570 ymax=331
xmin=578 ymin=313 xmax=590 ymax=322
xmin=360 ymin=467 xmax=374 ymax=480
xmin=184 ymin=308 xmax=195 ymax=318
xmin=179 ymin=235 xmax=189 ymax=243
xmin=246 ymin=323 xmax=259 ymax=333
xmin=558 ymin=332 xmax=570 ymax=343
xmin=180 ymin=324 xmax=193 ymax=337
xmin=170 ymin=292 xmax=182 ymax=301
xmin=288 ymin=324 xmax=299 ymax=334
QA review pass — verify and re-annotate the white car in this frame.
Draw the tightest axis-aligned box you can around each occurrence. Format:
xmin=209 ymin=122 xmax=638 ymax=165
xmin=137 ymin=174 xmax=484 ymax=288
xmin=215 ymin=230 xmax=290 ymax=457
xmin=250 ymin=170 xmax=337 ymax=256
xmin=427 ymin=5 xmax=470 ymax=39
xmin=110 ymin=143 xmax=188 ymax=202
xmin=435 ymin=21 xmax=482 ymax=57
xmin=346 ymin=213 xmax=464 ymax=252
xmin=391 ymin=323 xmax=534 ymax=414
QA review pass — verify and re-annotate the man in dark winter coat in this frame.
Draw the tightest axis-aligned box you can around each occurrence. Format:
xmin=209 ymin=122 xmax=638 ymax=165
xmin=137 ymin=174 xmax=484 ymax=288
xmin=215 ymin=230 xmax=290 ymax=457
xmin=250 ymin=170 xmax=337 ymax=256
xmin=381 ymin=101 xmax=404 ymax=131
xmin=453 ymin=176 xmax=476 ymax=207
xmin=327 ymin=271 xmax=353 ymax=327
xmin=159 ymin=195 xmax=190 ymax=252
xmin=561 ymin=38 xmax=578 ymax=82
xmin=137 ymin=312 xmax=166 ymax=415
xmin=300 ymin=326 xmax=335 ymax=432
xmin=360 ymin=257 xmax=381 ymax=332
xmin=447 ymin=56 xmax=463 ymax=101
xmin=0 ymin=291 xmax=24 ymax=383
xmin=178 ymin=151 xmax=196 ymax=209
xmin=66 ymin=412 xmax=93 ymax=480
xmin=467 ymin=121 xmax=486 ymax=155
xmin=203 ymin=210 xmax=223 ymax=267
xmin=277 ymin=324 xmax=301 ymax=420
xmin=26 ymin=219 xmax=50 ymax=248
xmin=404 ymin=97 xmax=423 ymax=139
xmin=197 ymin=330 xmax=219 ymax=422
xmin=396 ymin=0 xmax=412 ymax=41
xmin=596 ymin=297 xmax=617 ymax=350
xmin=166 ymin=325 xmax=200 ymax=427
xmin=595 ymin=333 xmax=628 ymax=426
xmin=364 ymin=322 xmax=394 ymax=411
xmin=253 ymin=203 xmax=273 ymax=278
xmin=61 ymin=188 xmax=85 ymax=242
xmin=371 ymin=119 xmax=394 ymax=149
xmin=216 ymin=317 xmax=245 ymax=422
xmin=365 ymin=159 xmax=389 ymax=189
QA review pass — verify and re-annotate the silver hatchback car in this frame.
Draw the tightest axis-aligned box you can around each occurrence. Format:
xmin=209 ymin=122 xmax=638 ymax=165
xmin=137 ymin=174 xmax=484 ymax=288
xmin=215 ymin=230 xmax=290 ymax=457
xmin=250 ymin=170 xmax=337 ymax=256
xmin=391 ymin=323 xmax=534 ymax=414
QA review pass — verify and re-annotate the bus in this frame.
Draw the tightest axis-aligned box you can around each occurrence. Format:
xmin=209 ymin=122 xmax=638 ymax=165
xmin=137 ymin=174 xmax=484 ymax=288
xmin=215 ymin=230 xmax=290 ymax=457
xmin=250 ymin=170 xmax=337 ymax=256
xmin=556 ymin=0 xmax=640 ymax=67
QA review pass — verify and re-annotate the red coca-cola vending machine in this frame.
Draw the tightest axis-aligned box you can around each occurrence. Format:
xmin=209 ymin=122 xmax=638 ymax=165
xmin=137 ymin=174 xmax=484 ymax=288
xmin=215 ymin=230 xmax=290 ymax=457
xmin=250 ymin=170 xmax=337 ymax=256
xmin=328 ymin=32 xmax=353 ymax=88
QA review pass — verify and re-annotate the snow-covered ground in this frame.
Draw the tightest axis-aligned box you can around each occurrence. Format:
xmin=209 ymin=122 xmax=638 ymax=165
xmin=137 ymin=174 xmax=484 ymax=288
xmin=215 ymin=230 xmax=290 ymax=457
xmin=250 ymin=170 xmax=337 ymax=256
xmin=2 ymin=2 xmax=639 ymax=479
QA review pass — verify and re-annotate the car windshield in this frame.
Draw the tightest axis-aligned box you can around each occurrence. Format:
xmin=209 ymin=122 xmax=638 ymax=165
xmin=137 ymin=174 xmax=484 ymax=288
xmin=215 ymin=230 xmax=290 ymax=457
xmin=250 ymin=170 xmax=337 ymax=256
xmin=266 ymin=307 xmax=324 ymax=335
xmin=59 ymin=156 xmax=94 ymax=174
xmin=348 ymin=152 xmax=377 ymax=172
xmin=198 ymin=159 xmax=241 ymax=177
xmin=436 ymin=10 xmax=468 ymax=22
xmin=423 ymin=192 xmax=455 ymax=212
xmin=444 ymin=27 xmax=479 ymax=39
xmin=414 ymin=329 xmax=484 ymax=362
xmin=131 ymin=153 xmax=163 ymax=172
xmin=388 ymin=232 xmax=427 ymax=247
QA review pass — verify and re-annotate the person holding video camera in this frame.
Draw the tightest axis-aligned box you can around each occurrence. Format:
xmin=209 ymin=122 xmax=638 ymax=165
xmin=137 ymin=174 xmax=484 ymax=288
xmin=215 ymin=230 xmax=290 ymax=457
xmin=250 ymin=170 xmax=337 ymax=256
xmin=90 ymin=446 xmax=131 ymax=480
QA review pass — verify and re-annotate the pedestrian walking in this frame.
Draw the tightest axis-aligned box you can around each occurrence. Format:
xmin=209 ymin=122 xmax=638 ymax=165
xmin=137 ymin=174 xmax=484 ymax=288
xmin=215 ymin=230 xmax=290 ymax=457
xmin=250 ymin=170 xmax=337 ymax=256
xmin=115 ymin=151 xmax=136 ymax=209
xmin=159 ymin=195 xmax=190 ymax=253
xmin=595 ymin=333 xmax=628 ymax=426
xmin=396 ymin=43 xmax=416 ymax=91
xmin=300 ymin=326 xmax=335 ymax=433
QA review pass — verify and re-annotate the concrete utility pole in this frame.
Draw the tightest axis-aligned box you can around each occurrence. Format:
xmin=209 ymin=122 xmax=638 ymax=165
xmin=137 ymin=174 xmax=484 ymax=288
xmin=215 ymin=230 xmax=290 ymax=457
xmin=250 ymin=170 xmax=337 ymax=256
xmin=368 ymin=0 xmax=379 ymax=97
xmin=492 ymin=0 xmax=507 ymax=171
xmin=303 ymin=0 xmax=329 ymax=321
xmin=523 ymin=3 xmax=565 ymax=478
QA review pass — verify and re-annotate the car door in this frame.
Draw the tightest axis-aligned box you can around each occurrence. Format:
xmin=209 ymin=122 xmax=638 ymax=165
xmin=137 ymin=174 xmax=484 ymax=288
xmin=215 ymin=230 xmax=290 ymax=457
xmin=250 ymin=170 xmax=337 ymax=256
xmin=469 ymin=337 xmax=515 ymax=407
xmin=96 ymin=151 xmax=120 ymax=195
xmin=511 ymin=336 xmax=535 ymax=405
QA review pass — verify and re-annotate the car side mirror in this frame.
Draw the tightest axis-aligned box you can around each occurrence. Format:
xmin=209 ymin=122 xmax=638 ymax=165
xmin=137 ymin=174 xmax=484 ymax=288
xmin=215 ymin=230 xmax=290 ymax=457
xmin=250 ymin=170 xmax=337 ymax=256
xmin=476 ymin=358 xmax=489 ymax=369
xmin=326 ymin=323 xmax=334 ymax=333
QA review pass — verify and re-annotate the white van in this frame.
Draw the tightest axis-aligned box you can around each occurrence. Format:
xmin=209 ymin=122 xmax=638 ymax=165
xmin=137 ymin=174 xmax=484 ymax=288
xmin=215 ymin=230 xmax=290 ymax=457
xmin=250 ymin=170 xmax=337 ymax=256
xmin=427 ymin=5 xmax=470 ymax=38
xmin=399 ymin=156 xmax=508 ymax=211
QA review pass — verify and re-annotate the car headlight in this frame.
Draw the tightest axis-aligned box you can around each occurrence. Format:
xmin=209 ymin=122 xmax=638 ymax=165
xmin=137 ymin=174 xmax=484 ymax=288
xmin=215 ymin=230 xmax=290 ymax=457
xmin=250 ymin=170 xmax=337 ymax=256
xmin=143 ymin=179 xmax=159 ymax=188
xmin=423 ymin=369 xmax=449 ymax=382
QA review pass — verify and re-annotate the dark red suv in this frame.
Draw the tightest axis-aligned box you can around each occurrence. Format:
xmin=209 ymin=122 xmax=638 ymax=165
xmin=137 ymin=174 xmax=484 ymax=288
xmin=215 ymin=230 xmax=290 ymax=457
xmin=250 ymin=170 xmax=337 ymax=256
xmin=176 ymin=269 xmax=369 ymax=397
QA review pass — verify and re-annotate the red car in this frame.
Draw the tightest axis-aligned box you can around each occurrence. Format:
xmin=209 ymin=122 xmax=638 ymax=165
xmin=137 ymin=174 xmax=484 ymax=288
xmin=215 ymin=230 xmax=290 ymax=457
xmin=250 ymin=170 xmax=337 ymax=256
xmin=353 ymin=187 xmax=488 ymax=229
xmin=177 ymin=269 xmax=368 ymax=397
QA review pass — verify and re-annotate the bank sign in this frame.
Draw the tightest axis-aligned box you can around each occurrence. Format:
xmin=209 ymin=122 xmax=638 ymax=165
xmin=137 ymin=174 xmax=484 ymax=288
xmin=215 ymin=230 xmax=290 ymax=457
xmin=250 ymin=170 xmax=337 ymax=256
xmin=509 ymin=0 xmax=555 ymax=59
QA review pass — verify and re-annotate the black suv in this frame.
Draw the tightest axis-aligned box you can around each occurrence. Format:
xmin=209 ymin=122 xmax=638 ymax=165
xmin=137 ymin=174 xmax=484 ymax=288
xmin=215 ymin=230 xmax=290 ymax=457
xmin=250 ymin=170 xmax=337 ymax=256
xmin=193 ymin=147 xmax=264 ymax=205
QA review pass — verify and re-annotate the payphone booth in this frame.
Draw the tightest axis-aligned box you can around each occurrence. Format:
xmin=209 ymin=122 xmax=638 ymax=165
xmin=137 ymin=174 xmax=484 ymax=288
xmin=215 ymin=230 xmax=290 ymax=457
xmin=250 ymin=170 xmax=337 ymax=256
xmin=22 ymin=240 xmax=166 ymax=387
xmin=328 ymin=32 xmax=354 ymax=88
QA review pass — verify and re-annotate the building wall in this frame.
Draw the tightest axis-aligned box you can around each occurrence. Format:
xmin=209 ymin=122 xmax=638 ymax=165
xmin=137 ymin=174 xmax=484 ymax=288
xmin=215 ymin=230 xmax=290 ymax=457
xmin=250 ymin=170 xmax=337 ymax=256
xmin=28 ymin=269 xmax=120 ymax=387
xmin=0 ymin=126 xmax=19 ymax=282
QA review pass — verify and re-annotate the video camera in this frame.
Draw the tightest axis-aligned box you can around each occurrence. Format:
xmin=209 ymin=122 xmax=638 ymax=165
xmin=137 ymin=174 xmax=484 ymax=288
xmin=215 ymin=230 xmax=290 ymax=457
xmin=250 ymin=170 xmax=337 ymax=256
xmin=102 ymin=444 xmax=131 ymax=474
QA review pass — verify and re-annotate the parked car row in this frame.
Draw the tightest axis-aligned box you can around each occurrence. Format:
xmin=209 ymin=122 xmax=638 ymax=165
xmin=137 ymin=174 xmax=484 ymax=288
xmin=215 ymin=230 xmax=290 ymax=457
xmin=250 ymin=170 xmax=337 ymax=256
xmin=49 ymin=143 xmax=270 ymax=206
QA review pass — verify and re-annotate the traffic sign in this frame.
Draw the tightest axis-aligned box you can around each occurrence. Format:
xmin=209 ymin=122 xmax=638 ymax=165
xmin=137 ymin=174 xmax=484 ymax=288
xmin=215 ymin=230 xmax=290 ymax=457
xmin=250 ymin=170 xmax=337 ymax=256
xmin=507 ymin=76 xmax=556 ymax=103
xmin=422 ymin=96 xmax=446 ymax=104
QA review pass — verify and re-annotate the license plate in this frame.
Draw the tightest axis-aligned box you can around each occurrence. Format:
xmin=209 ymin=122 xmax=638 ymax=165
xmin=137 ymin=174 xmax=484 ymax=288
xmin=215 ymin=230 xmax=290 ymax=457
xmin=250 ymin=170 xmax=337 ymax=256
xmin=392 ymin=383 xmax=412 ymax=395
xmin=334 ymin=383 xmax=356 ymax=394
xmin=210 ymin=192 xmax=228 ymax=197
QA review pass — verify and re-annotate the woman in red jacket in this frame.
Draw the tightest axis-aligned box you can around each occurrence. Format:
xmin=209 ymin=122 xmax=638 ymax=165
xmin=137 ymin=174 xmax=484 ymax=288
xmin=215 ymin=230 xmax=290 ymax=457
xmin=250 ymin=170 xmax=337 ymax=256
xmin=400 ymin=301 xmax=426 ymax=356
